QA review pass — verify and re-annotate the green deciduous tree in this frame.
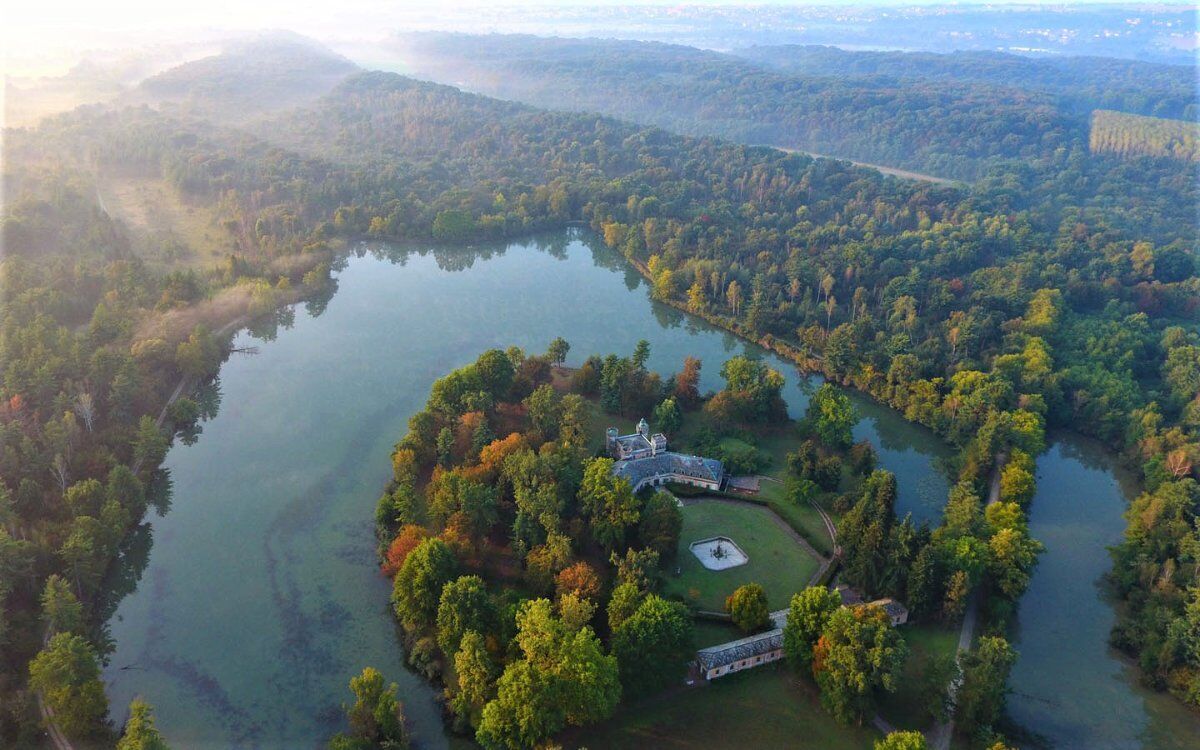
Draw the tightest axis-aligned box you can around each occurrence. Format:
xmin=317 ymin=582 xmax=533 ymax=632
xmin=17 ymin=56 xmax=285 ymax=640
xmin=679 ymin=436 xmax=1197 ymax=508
xmin=812 ymin=606 xmax=908 ymax=725
xmin=578 ymin=458 xmax=640 ymax=553
xmin=956 ymin=636 xmax=1016 ymax=740
xmin=876 ymin=730 xmax=928 ymax=750
xmin=476 ymin=599 xmax=619 ymax=749
xmin=726 ymin=583 xmax=770 ymax=632
xmin=28 ymin=633 xmax=107 ymax=738
xmin=437 ymin=575 xmax=496 ymax=657
xmin=329 ymin=667 xmax=409 ymax=749
xmin=611 ymin=594 xmax=694 ymax=697
xmin=392 ymin=538 xmax=458 ymax=632
xmin=807 ymin=383 xmax=858 ymax=449
xmin=784 ymin=586 xmax=841 ymax=670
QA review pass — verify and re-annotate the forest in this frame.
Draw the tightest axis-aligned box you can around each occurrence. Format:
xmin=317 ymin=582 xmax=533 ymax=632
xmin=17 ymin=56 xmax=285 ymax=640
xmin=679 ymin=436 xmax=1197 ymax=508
xmin=732 ymin=44 xmax=1197 ymax=121
xmin=0 ymin=36 xmax=1197 ymax=746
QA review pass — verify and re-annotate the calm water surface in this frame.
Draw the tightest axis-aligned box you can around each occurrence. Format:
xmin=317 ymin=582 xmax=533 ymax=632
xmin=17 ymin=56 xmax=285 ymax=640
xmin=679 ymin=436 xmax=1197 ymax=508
xmin=1008 ymin=436 xmax=1200 ymax=749
xmin=102 ymin=232 xmax=1194 ymax=749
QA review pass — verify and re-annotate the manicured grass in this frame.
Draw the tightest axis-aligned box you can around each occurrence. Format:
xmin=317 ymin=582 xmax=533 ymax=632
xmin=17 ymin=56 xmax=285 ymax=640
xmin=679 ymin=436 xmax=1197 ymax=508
xmin=577 ymin=664 xmax=877 ymax=750
xmin=756 ymin=479 xmax=836 ymax=557
xmin=663 ymin=500 xmax=820 ymax=612
xmin=877 ymin=622 xmax=960 ymax=730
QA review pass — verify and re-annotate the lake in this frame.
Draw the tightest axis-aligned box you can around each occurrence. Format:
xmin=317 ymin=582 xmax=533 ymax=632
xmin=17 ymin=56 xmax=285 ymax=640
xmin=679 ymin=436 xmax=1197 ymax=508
xmin=100 ymin=231 xmax=951 ymax=747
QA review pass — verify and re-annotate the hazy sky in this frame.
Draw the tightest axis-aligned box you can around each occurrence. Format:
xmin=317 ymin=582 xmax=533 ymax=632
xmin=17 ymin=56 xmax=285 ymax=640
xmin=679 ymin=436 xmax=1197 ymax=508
xmin=2 ymin=0 xmax=1183 ymax=77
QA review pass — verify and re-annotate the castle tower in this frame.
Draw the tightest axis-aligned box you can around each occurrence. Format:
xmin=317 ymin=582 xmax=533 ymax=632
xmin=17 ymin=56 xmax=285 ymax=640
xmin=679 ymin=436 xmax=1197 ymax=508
xmin=606 ymin=427 xmax=619 ymax=454
xmin=636 ymin=417 xmax=649 ymax=436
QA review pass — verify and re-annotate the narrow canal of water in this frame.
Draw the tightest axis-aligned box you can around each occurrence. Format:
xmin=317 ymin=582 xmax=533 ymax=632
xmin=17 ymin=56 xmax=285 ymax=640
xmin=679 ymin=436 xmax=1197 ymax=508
xmin=1008 ymin=437 xmax=1200 ymax=749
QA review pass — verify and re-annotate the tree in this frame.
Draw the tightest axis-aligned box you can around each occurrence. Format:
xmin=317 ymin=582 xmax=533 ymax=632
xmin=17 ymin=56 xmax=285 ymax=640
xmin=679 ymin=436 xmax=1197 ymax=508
xmin=875 ymin=730 xmax=928 ymax=750
xmin=637 ymin=491 xmax=683 ymax=559
xmin=107 ymin=465 xmax=146 ymax=520
xmin=986 ymin=527 xmax=1043 ymax=600
xmin=652 ymin=398 xmax=682 ymax=436
xmin=476 ymin=599 xmax=619 ymax=749
xmin=28 ymin=633 xmax=107 ymax=738
xmin=674 ymin=356 xmax=702 ymax=408
xmin=611 ymin=594 xmax=694 ymax=697
xmin=117 ymin=699 xmax=170 ymax=750
xmin=133 ymin=416 xmax=169 ymax=469
xmin=41 ymin=574 xmax=84 ymax=635
xmin=578 ymin=458 xmax=640 ymax=552
xmin=956 ymin=636 xmax=1016 ymax=739
xmin=807 ymin=383 xmax=857 ymax=449
xmin=610 ymin=547 xmax=660 ymax=590
xmin=476 ymin=660 xmax=561 ymax=750
xmin=392 ymin=538 xmax=458 ymax=632
xmin=812 ymin=606 xmax=908 ymax=725
xmin=329 ymin=667 xmax=409 ymax=749
xmin=546 ymin=337 xmax=570 ymax=365
xmin=524 ymin=384 xmax=561 ymax=441
xmin=632 ymin=339 xmax=651 ymax=371
xmin=784 ymin=586 xmax=841 ymax=670
xmin=437 ymin=575 xmax=496 ymax=657
xmin=64 ymin=478 xmax=105 ymax=517
xmin=607 ymin=582 xmax=645 ymax=631
xmin=451 ymin=631 xmax=498 ymax=728
xmin=381 ymin=525 xmax=430 ymax=577
xmin=726 ymin=583 xmax=770 ymax=632
xmin=555 ymin=561 xmax=602 ymax=601
xmin=998 ymin=462 xmax=1036 ymax=505
xmin=437 ymin=426 xmax=455 ymax=467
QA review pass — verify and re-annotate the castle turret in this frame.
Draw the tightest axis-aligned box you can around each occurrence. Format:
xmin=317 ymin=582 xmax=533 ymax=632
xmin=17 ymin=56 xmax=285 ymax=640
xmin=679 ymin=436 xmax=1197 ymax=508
xmin=636 ymin=417 xmax=649 ymax=436
xmin=606 ymin=427 xmax=619 ymax=454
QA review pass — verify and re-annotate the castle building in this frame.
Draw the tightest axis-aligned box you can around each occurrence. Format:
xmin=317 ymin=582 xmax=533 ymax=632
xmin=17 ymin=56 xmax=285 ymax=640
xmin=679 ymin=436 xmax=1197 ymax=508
xmin=606 ymin=418 xmax=725 ymax=492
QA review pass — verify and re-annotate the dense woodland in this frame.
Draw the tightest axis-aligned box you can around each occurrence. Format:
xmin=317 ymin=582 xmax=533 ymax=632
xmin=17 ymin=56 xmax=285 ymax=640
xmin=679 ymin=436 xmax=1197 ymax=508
xmin=732 ymin=45 xmax=1197 ymax=121
xmin=393 ymin=33 xmax=1199 ymax=200
xmin=0 ymin=36 xmax=1197 ymax=746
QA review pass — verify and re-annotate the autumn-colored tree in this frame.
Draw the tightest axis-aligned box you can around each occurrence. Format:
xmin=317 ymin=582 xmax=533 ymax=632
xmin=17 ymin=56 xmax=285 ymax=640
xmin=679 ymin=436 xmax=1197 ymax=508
xmin=674 ymin=356 xmax=702 ymax=408
xmin=555 ymin=561 xmax=602 ymax=601
xmin=382 ymin=525 xmax=430 ymax=577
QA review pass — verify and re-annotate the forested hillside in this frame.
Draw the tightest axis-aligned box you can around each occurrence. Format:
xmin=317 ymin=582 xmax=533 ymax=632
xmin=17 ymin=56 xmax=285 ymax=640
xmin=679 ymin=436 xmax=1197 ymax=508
xmin=392 ymin=33 xmax=1081 ymax=183
xmin=2 ymin=43 xmax=1198 ymax=743
xmin=127 ymin=34 xmax=360 ymax=123
xmin=389 ymin=32 xmax=1197 ymax=246
xmin=733 ymin=45 xmax=1198 ymax=121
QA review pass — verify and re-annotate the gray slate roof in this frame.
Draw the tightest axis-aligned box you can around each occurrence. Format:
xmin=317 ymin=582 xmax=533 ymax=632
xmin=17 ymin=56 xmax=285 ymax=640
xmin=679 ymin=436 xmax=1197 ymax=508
xmin=613 ymin=452 xmax=724 ymax=487
xmin=696 ymin=629 xmax=784 ymax=671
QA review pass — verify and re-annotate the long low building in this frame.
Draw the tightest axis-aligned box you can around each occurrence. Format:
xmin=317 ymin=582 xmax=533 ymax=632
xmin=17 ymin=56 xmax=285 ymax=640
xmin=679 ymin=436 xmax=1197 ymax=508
xmin=696 ymin=609 xmax=789 ymax=681
xmin=696 ymin=629 xmax=785 ymax=680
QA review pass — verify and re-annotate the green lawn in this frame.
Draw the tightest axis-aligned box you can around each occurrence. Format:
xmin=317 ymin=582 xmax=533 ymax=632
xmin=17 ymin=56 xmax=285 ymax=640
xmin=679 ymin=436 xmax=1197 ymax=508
xmin=877 ymin=623 xmax=960 ymax=730
xmin=756 ymin=479 xmax=837 ymax=557
xmin=576 ymin=664 xmax=877 ymax=750
xmin=663 ymin=500 xmax=820 ymax=612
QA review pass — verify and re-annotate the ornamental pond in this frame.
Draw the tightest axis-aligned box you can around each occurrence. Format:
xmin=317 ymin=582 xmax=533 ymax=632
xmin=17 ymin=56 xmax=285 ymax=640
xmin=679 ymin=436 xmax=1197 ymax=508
xmin=99 ymin=230 xmax=1198 ymax=748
